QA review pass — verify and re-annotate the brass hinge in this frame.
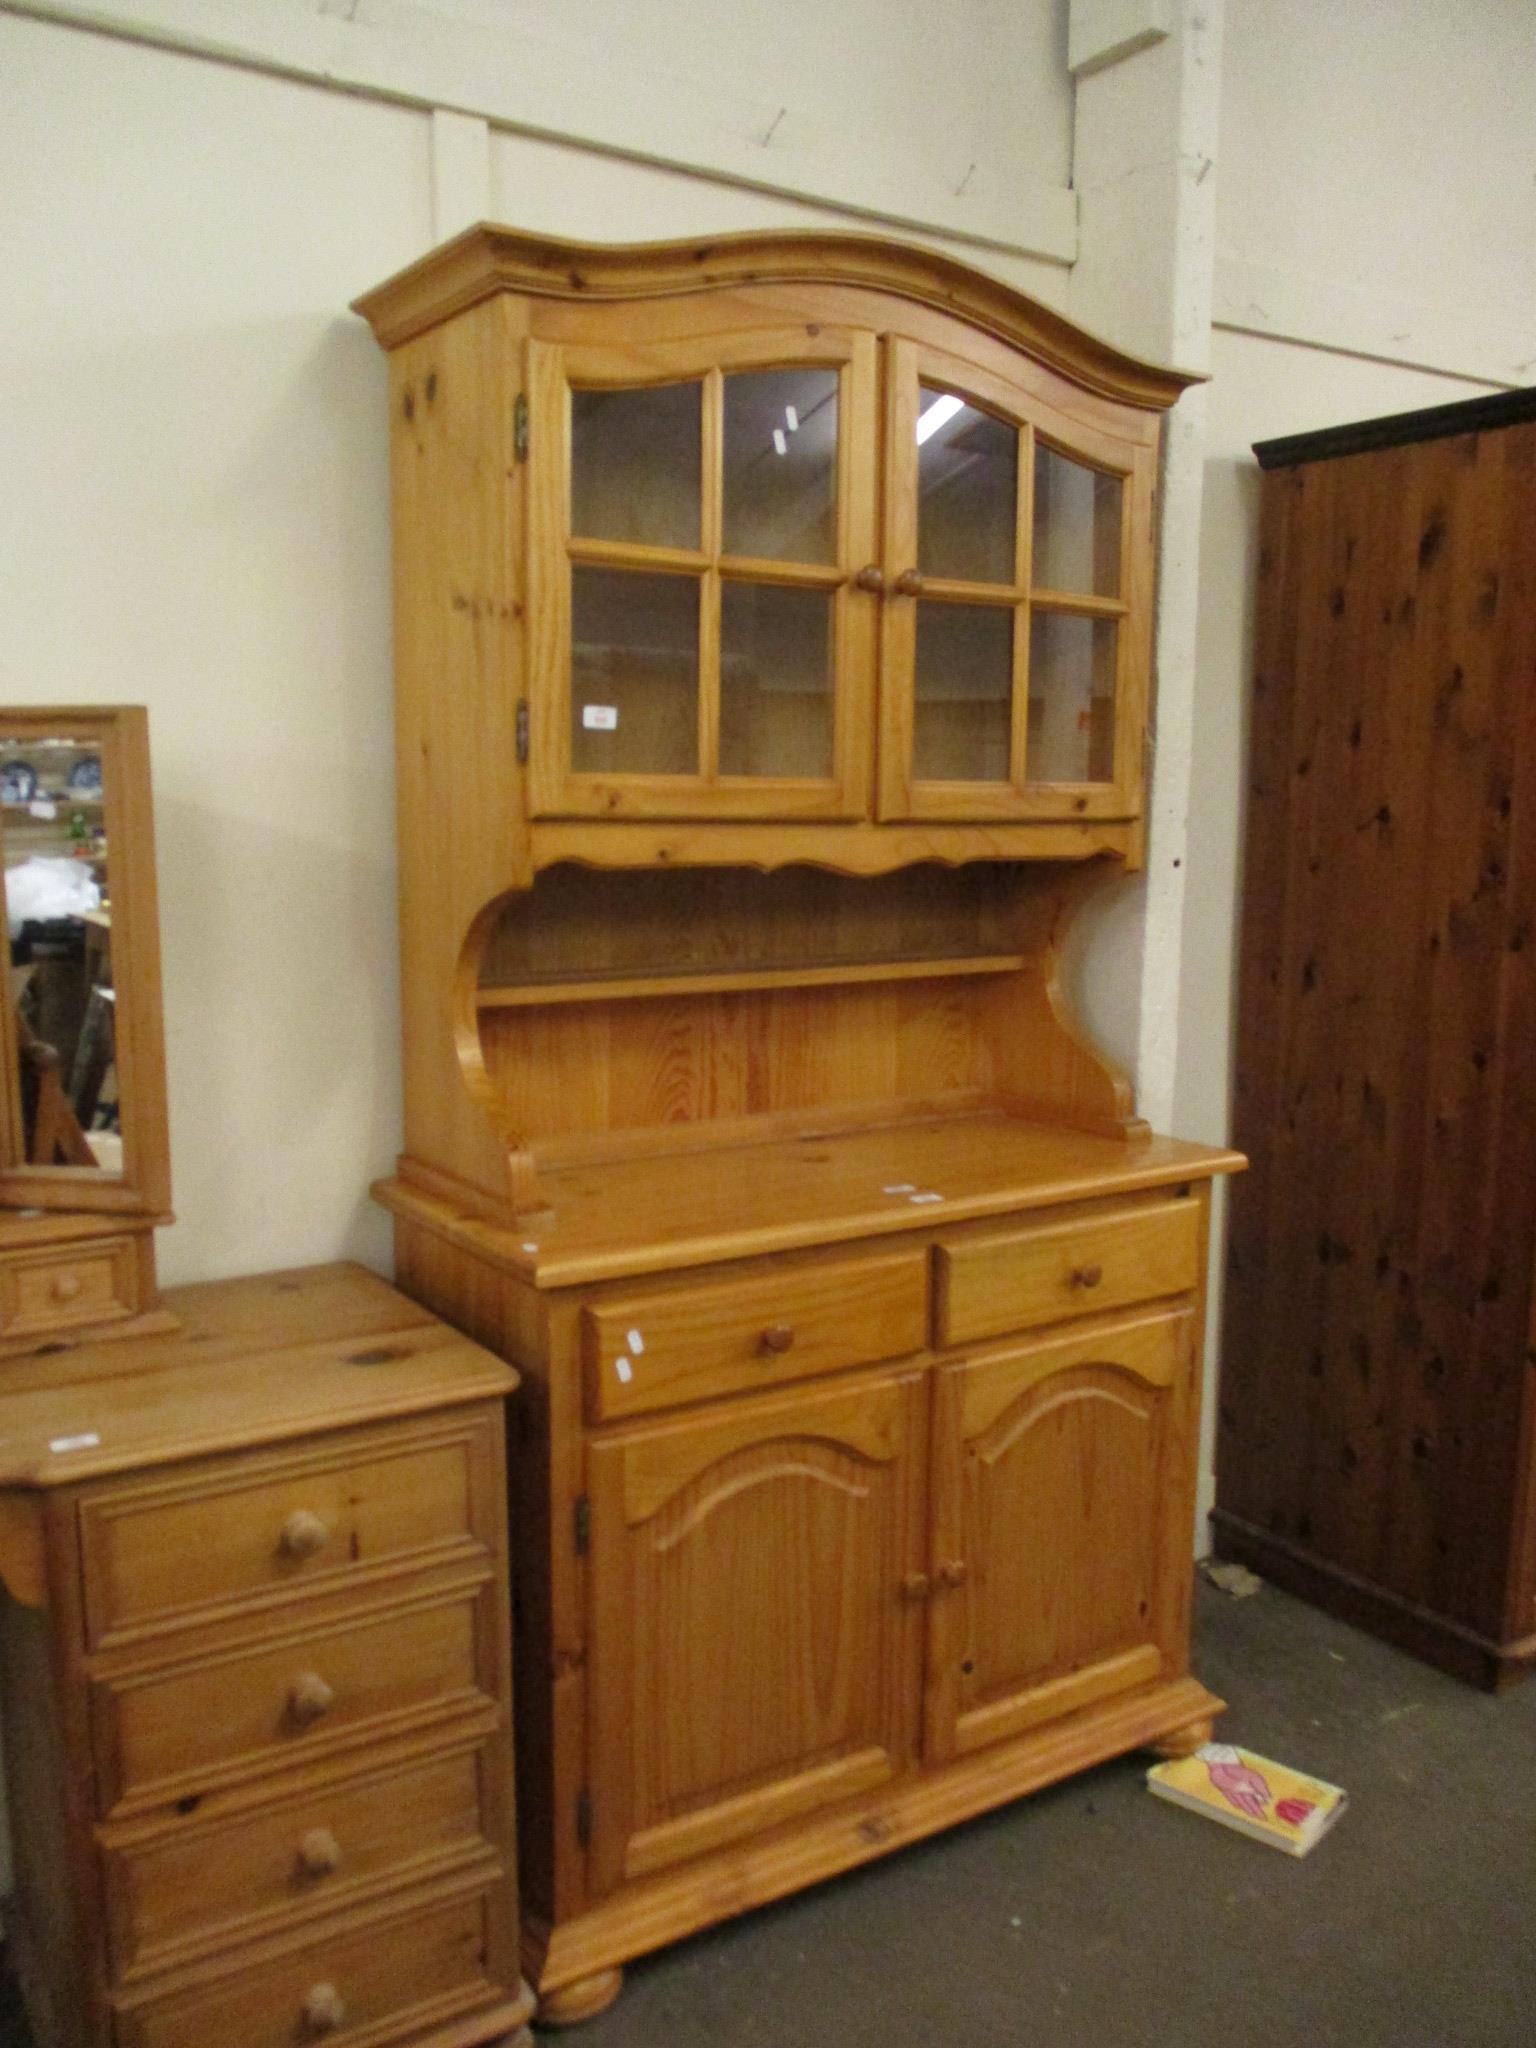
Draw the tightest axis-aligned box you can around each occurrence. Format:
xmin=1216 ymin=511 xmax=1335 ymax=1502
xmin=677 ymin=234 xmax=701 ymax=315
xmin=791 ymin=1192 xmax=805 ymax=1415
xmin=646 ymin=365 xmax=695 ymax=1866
xmin=576 ymin=1787 xmax=591 ymax=1849
xmin=513 ymin=393 xmax=529 ymax=462
xmin=574 ymin=1494 xmax=590 ymax=1555
xmin=516 ymin=699 xmax=529 ymax=765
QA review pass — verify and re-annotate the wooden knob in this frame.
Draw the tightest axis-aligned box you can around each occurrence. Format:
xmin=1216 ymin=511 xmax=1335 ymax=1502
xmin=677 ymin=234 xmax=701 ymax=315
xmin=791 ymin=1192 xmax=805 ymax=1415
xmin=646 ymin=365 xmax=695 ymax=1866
xmin=900 ymin=1572 xmax=931 ymax=1601
xmin=297 ymin=1827 xmax=342 ymax=1877
xmin=280 ymin=1510 xmax=332 ymax=1560
xmin=894 ymin=568 xmax=924 ymax=596
xmin=302 ymin=1983 xmax=346 ymax=2035
xmin=1071 ymin=1263 xmax=1104 ymax=1290
xmin=50 ymin=1271 xmax=82 ymax=1303
xmin=852 ymin=564 xmax=886 ymax=594
xmin=939 ymin=1559 xmax=968 ymax=1588
xmin=288 ymin=1672 xmax=336 ymax=1725
xmin=758 ymin=1324 xmax=796 ymax=1356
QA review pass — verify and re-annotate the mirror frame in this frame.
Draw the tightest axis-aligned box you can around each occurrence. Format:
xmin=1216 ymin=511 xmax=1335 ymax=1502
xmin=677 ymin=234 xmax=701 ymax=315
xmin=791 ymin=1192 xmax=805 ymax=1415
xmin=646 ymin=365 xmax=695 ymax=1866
xmin=0 ymin=706 xmax=171 ymax=1217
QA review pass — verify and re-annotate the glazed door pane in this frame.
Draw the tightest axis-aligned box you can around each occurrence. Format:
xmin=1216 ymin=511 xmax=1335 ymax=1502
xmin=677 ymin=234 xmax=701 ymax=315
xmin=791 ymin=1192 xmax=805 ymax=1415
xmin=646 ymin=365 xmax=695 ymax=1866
xmin=1032 ymin=443 xmax=1123 ymax=598
xmin=570 ymin=383 xmax=702 ymax=551
xmin=719 ymin=581 xmax=835 ymax=779
xmin=586 ymin=1372 xmax=924 ymax=1897
xmin=911 ymin=602 xmax=1015 ymax=783
xmin=527 ymin=328 xmax=876 ymax=820
xmin=1026 ymin=611 xmax=1119 ymax=786
xmin=722 ymin=368 xmax=838 ymax=565
xmin=570 ymin=567 xmax=701 ymax=778
xmin=924 ymin=1307 xmax=1197 ymax=1763
xmin=916 ymin=386 xmax=1018 ymax=586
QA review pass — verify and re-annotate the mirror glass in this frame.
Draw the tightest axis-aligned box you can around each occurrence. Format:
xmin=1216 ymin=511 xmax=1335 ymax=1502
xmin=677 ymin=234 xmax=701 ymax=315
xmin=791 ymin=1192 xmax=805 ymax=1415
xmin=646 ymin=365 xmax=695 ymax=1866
xmin=0 ymin=734 xmax=121 ymax=1176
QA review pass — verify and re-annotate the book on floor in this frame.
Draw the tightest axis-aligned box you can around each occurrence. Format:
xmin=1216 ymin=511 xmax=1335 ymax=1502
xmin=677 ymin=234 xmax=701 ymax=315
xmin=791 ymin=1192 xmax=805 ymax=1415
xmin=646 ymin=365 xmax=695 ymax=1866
xmin=1147 ymin=1743 xmax=1347 ymax=1856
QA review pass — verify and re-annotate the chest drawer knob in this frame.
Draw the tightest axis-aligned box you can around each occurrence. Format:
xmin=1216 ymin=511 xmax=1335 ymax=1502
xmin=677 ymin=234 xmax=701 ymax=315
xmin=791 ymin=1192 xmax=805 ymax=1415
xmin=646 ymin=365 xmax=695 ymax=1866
xmin=279 ymin=1509 xmax=332 ymax=1561
xmin=50 ymin=1270 xmax=83 ymax=1303
xmin=900 ymin=1571 xmax=931 ymax=1601
xmin=1071 ymin=1263 xmax=1105 ymax=1290
xmin=758 ymin=1323 xmax=796 ymax=1356
xmin=297 ymin=1826 xmax=343 ymax=1877
xmin=302 ymin=1983 xmax=347 ymax=2035
xmin=939 ymin=1558 xmax=968 ymax=1588
xmin=288 ymin=1671 xmax=336 ymax=1726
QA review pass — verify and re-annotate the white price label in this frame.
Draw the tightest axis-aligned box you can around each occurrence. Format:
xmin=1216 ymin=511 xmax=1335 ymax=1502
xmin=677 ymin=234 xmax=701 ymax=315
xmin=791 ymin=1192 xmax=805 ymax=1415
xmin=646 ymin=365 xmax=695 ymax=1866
xmin=582 ymin=704 xmax=619 ymax=731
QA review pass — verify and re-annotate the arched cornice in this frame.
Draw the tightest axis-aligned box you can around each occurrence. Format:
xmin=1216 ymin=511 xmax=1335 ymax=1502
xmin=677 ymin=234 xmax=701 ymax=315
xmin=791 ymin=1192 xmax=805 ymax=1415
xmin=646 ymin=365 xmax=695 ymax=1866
xmin=352 ymin=224 xmax=1199 ymax=412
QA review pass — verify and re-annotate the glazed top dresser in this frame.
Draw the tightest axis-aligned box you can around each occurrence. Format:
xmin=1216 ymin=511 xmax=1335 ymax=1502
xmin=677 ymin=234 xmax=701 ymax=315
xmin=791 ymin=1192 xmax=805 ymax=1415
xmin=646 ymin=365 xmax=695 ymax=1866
xmin=352 ymin=225 xmax=1243 ymax=2020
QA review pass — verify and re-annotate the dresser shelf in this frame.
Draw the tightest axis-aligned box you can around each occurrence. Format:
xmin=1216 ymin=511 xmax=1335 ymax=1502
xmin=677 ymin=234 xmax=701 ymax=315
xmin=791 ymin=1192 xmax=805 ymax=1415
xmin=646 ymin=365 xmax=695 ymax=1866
xmin=476 ymin=952 xmax=1027 ymax=1011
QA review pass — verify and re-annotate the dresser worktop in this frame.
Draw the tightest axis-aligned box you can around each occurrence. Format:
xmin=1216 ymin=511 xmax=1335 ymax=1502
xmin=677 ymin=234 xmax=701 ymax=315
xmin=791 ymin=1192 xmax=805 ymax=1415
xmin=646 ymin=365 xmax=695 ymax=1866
xmin=379 ymin=1112 xmax=1244 ymax=1290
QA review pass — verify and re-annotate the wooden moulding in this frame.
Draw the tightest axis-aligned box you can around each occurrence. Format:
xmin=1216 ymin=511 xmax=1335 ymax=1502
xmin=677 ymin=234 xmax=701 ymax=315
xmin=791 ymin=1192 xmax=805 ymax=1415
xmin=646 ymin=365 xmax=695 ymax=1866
xmin=352 ymin=226 xmax=1201 ymax=413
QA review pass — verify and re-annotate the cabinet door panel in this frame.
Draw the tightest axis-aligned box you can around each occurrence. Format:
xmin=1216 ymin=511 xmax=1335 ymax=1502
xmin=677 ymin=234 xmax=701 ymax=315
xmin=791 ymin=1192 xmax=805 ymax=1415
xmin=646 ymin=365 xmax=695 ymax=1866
xmin=878 ymin=337 xmax=1151 ymax=823
xmin=586 ymin=1372 xmax=924 ymax=1895
xmin=527 ymin=325 xmax=877 ymax=821
xmin=925 ymin=1306 xmax=1197 ymax=1761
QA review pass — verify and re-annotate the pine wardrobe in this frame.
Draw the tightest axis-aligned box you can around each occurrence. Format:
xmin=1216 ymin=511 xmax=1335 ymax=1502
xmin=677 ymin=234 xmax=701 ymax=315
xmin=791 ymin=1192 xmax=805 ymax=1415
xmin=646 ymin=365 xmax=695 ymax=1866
xmin=354 ymin=226 xmax=1243 ymax=2021
xmin=1218 ymin=388 xmax=1536 ymax=1691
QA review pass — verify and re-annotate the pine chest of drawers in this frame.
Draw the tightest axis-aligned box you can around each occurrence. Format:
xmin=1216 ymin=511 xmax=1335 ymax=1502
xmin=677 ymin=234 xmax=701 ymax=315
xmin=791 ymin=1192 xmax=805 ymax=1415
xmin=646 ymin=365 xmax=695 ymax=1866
xmin=0 ymin=1264 xmax=535 ymax=2048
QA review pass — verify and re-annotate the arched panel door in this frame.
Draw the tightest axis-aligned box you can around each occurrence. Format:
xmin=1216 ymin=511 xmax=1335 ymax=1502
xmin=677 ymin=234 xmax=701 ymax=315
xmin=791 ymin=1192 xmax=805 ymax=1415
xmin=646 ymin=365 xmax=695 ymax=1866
xmin=585 ymin=1370 xmax=925 ymax=1898
xmin=924 ymin=1306 xmax=1199 ymax=1762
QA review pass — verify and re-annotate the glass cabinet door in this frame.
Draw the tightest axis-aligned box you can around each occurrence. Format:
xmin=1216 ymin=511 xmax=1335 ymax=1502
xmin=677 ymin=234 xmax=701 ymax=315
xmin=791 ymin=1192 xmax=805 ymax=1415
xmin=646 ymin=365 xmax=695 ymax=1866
xmin=527 ymin=328 xmax=877 ymax=819
xmin=877 ymin=339 xmax=1152 ymax=822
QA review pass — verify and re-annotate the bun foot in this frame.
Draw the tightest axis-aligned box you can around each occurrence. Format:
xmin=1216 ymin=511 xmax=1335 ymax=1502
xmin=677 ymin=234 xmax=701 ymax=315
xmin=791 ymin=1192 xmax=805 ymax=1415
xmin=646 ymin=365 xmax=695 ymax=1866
xmin=1149 ymin=1714 xmax=1217 ymax=1760
xmin=537 ymin=1967 xmax=623 ymax=2027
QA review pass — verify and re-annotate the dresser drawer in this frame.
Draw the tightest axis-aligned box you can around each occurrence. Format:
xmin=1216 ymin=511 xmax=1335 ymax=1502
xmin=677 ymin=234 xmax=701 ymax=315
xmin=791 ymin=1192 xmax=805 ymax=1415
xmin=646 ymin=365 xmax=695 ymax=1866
xmin=93 ymin=1586 xmax=492 ymax=1816
xmin=0 ymin=1236 xmax=138 ymax=1338
xmin=935 ymin=1197 xmax=1203 ymax=1347
xmin=114 ymin=1880 xmax=509 ymax=2048
xmin=103 ymin=1738 xmax=495 ymax=1982
xmin=79 ymin=1412 xmax=495 ymax=1650
xmin=583 ymin=1249 xmax=929 ymax=1421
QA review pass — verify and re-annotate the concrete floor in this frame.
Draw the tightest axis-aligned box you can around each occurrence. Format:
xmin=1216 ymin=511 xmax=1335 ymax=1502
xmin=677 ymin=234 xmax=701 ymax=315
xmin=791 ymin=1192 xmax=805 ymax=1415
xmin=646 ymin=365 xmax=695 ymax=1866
xmin=564 ymin=1583 xmax=1536 ymax=2048
xmin=3 ymin=1581 xmax=1532 ymax=2047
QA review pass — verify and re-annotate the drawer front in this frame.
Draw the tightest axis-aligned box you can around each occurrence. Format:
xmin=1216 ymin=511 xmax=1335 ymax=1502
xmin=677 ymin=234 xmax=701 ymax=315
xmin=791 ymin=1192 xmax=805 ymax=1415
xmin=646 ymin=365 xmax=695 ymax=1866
xmin=115 ymin=1882 xmax=507 ymax=2048
xmin=80 ymin=1414 xmax=493 ymax=1649
xmin=584 ymin=1249 xmax=929 ymax=1420
xmin=0 ymin=1236 xmax=137 ymax=1338
xmin=94 ymin=1588 xmax=490 ymax=1816
xmin=104 ymin=1740 xmax=493 ymax=1981
xmin=935 ymin=1198 xmax=1203 ymax=1347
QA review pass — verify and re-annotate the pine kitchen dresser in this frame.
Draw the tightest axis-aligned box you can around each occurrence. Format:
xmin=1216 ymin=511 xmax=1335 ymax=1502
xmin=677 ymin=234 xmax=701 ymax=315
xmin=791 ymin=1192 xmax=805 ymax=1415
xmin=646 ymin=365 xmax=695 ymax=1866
xmin=353 ymin=226 xmax=1245 ymax=2022
xmin=0 ymin=1263 xmax=535 ymax=2048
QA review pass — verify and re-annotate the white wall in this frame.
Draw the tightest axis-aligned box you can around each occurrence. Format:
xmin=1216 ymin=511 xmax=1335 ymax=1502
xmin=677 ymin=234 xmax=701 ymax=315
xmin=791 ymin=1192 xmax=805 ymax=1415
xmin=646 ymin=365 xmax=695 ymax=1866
xmin=1214 ymin=0 xmax=1536 ymax=386
xmin=1177 ymin=0 xmax=1533 ymax=1536
xmin=1 ymin=14 xmax=432 ymax=1282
